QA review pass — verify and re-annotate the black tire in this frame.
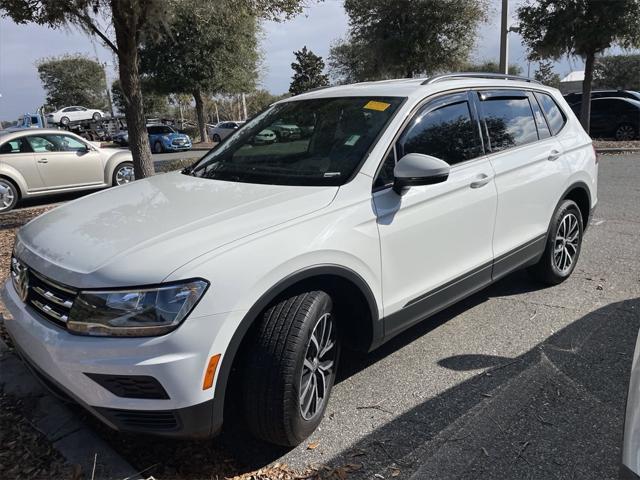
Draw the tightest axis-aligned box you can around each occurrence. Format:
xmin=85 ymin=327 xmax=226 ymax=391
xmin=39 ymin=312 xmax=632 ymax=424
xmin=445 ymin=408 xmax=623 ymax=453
xmin=154 ymin=141 xmax=164 ymax=153
xmin=92 ymin=112 xmax=101 ymax=121
xmin=212 ymin=134 xmax=221 ymax=143
xmin=112 ymin=161 xmax=134 ymax=186
xmin=242 ymin=291 xmax=339 ymax=446
xmin=528 ymin=199 xmax=583 ymax=285
xmin=0 ymin=177 xmax=19 ymax=213
xmin=60 ymin=116 xmax=70 ymax=126
xmin=615 ymin=123 xmax=637 ymax=141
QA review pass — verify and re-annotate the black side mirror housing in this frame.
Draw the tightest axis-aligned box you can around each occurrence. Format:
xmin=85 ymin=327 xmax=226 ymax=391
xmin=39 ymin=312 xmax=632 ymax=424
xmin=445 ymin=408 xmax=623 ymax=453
xmin=393 ymin=153 xmax=451 ymax=195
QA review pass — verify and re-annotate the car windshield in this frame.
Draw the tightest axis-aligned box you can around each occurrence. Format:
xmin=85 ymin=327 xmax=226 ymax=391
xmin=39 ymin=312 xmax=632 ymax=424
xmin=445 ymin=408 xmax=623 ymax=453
xmin=189 ymin=96 xmax=404 ymax=186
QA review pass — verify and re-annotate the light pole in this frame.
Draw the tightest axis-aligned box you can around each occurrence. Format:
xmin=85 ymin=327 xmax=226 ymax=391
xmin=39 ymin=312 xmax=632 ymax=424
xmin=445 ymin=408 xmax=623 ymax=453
xmin=499 ymin=0 xmax=509 ymax=74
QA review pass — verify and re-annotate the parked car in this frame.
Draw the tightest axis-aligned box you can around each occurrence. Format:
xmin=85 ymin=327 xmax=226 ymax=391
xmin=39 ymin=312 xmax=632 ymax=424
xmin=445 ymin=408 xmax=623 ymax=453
xmin=0 ymin=128 xmax=134 ymax=212
xmin=3 ymin=74 xmax=597 ymax=447
xmin=112 ymin=130 xmax=129 ymax=146
xmin=147 ymin=125 xmax=192 ymax=153
xmin=252 ymin=129 xmax=277 ymax=145
xmin=569 ymin=97 xmax=640 ymax=140
xmin=270 ymin=121 xmax=302 ymax=141
xmin=207 ymin=121 xmax=245 ymax=143
xmin=564 ymin=89 xmax=640 ymax=104
xmin=47 ymin=106 xmax=105 ymax=126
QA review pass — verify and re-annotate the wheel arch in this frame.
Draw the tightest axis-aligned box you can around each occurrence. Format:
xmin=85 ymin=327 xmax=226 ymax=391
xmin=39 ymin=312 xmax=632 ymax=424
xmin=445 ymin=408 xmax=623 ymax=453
xmin=0 ymin=171 xmax=25 ymax=199
xmin=561 ymin=181 xmax=592 ymax=229
xmin=212 ymin=264 xmax=381 ymax=431
xmin=104 ymin=152 xmax=133 ymax=184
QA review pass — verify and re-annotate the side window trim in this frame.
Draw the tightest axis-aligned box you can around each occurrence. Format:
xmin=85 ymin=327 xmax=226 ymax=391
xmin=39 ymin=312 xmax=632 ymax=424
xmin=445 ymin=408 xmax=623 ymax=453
xmin=528 ymin=91 xmax=552 ymax=140
xmin=533 ymin=91 xmax=568 ymax=136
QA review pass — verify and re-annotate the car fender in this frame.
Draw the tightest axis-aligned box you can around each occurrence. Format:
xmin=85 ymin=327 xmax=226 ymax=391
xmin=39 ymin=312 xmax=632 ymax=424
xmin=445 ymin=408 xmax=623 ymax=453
xmin=0 ymin=162 xmax=29 ymax=196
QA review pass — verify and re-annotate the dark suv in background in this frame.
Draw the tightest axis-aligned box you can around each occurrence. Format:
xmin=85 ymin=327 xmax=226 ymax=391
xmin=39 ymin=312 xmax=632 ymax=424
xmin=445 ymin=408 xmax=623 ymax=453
xmin=569 ymin=97 xmax=640 ymax=140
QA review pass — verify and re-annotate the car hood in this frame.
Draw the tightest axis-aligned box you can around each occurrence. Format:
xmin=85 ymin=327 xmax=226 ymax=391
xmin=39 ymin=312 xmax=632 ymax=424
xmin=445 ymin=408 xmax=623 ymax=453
xmin=16 ymin=172 xmax=338 ymax=288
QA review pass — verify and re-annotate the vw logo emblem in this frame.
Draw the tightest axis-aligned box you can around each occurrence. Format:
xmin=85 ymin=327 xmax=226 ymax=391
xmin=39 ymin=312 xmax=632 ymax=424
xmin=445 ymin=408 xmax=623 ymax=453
xmin=11 ymin=258 xmax=29 ymax=303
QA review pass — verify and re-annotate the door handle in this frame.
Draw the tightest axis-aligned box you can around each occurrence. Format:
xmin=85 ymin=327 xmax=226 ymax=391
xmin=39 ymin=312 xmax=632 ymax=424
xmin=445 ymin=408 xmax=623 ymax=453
xmin=37 ymin=158 xmax=48 ymax=164
xmin=547 ymin=149 xmax=561 ymax=161
xmin=470 ymin=174 xmax=492 ymax=189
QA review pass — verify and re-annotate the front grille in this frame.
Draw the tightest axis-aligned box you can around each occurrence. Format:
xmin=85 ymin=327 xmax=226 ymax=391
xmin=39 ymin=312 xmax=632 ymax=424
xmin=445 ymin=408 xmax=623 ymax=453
xmin=11 ymin=257 xmax=77 ymax=328
xmin=85 ymin=373 xmax=170 ymax=399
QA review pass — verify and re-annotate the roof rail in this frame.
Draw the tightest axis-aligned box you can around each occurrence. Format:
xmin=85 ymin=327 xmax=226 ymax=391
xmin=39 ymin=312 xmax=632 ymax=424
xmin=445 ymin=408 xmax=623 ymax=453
xmin=421 ymin=72 xmax=541 ymax=85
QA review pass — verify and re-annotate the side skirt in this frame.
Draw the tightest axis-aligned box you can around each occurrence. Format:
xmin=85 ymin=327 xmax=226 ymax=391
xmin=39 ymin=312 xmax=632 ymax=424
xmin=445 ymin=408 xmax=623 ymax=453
xmin=381 ymin=234 xmax=547 ymax=344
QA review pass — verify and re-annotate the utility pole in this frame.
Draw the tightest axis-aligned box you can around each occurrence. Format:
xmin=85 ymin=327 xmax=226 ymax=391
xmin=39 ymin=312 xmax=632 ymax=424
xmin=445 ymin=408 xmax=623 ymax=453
xmin=103 ymin=63 xmax=114 ymax=117
xmin=499 ymin=0 xmax=509 ymax=74
xmin=242 ymin=93 xmax=247 ymax=121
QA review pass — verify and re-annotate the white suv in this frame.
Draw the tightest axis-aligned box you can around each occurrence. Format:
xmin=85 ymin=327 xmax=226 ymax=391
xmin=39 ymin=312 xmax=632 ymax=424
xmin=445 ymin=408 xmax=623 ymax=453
xmin=2 ymin=74 xmax=597 ymax=446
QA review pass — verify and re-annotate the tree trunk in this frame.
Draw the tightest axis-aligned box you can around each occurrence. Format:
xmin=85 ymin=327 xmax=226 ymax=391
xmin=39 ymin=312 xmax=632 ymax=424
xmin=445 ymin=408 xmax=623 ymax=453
xmin=580 ymin=52 xmax=596 ymax=134
xmin=111 ymin=0 xmax=154 ymax=179
xmin=194 ymin=88 xmax=208 ymax=143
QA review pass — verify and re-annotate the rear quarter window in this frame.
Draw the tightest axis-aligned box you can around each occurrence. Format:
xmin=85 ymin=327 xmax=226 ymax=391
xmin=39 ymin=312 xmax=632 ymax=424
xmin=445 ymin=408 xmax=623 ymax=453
xmin=534 ymin=92 xmax=567 ymax=136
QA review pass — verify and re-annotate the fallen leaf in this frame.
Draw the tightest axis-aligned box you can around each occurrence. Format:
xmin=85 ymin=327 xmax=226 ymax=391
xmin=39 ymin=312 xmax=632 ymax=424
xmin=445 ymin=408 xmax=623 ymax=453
xmin=307 ymin=441 xmax=320 ymax=450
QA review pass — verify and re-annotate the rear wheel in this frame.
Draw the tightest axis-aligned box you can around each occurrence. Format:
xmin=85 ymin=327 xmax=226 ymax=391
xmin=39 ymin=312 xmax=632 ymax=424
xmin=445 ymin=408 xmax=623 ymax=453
xmin=0 ymin=178 xmax=19 ymax=213
xmin=242 ymin=291 xmax=339 ymax=446
xmin=92 ymin=112 xmax=102 ymax=121
xmin=528 ymin=199 xmax=583 ymax=285
xmin=615 ymin=123 xmax=637 ymax=141
xmin=60 ymin=116 xmax=70 ymax=126
xmin=212 ymin=134 xmax=221 ymax=143
xmin=112 ymin=162 xmax=135 ymax=186
xmin=154 ymin=141 xmax=164 ymax=153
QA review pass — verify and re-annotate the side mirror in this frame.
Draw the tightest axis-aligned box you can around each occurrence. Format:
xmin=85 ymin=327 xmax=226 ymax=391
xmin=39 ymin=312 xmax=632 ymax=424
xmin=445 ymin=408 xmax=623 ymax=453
xmin=393 ymin=153 xmax=450 ymax=195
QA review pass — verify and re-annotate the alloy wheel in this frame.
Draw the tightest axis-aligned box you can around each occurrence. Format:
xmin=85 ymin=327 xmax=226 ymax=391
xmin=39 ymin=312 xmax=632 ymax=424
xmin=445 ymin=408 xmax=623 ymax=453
xmin=299 ymin=312 xmax=336 ymax=420
xmin=115 ymin=165 xmax=135 ymax=185
xmin=553 ymin=212 xmax=579 ymax=273
xmin=616 ymin=124 xmax=636 ymax=141
xmin=0 ymin=179 xmax=16 ymax=212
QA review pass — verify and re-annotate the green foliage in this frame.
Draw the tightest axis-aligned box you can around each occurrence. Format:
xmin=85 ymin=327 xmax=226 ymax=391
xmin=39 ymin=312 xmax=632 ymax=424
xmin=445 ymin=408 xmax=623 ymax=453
xmin=111 ymin=80 xmax=170 ymax=117
xmin=463 ymin=61 xmax=522 ymax=76
xmin=594 ymin=54 xmax=640 ymax=90
xmin=328 ymin=0 xmax=487 ymax=83
xmin=289 ymin=46 xmax=329 ymax=95
xmin=141 ymin=1 xmax=260 ymax=96
xmin=37 ymin=54 xmax=107 ymax=110
xmin=517 ymin=0 xmax=640 ymax=61
xmin=533 ymin=60 xmax=560 ymax=88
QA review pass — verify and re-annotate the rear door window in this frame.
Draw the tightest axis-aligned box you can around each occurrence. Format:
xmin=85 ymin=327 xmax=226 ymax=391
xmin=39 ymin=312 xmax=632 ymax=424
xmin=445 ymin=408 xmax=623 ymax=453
xmin=479 ymin=91 xmax=538 ymax=152
xmin=534 ymin=92 xmax=567 ymax=135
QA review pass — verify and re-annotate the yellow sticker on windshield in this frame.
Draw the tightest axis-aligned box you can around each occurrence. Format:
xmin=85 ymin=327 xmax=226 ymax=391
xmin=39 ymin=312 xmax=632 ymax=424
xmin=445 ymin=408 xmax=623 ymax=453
xmin=364 ymin=100 xmax=391 ymax=112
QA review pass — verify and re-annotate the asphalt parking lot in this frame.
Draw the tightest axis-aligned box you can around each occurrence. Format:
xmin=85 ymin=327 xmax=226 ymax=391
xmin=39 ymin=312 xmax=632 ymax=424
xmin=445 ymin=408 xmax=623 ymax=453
xmin=1 ymin=154 xmax=638 ymax=479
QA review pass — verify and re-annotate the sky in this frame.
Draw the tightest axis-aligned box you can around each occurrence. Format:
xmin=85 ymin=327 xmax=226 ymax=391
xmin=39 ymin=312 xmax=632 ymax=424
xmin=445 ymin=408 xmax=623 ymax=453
xmin=0 ymin=0 xmax=592 ymax=121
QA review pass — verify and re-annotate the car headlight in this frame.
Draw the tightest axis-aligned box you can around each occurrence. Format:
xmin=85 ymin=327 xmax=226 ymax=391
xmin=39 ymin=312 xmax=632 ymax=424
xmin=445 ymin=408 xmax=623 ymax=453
xmin=67 ymin=279 xmax=208 ymax=337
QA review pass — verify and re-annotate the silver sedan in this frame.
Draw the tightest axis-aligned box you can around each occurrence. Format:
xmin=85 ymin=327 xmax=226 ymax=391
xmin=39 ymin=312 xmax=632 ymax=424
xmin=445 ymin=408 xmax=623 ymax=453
xmin=0 ymin=129 xmax=135 ymax=213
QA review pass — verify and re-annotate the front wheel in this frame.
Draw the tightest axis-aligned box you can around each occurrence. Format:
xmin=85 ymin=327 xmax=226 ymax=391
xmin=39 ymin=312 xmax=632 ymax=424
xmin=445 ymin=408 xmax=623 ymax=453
xmin=242 ymin=291 xmax=339 ymax=446
xmin=92 ymin=112 xmax=102 ymax=121
xmin=60 ymin=116 xmax=70 ymax=126
xmin=112 ymin=162 xmax=135 ymax=186
xmin=0 ymin=178 xmax=19 ymax=213
xmin=153 ymin=141 xmax=164 ymax=154
xmin=528 ymin=199 xmax=583 ymax=285
xmin=212 ymin=134 xmax=221 ymax=143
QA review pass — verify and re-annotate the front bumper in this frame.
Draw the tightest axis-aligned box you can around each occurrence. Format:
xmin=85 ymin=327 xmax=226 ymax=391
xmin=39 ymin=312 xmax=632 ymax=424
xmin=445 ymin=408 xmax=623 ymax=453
xmin=2 ymin=280 xmax=227 ymax=438
xmin=164 ymin=141 xmax=192 ymax=151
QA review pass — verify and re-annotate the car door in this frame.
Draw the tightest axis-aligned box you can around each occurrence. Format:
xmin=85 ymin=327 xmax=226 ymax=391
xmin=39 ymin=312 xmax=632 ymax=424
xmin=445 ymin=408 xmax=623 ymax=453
xmin=477 ymin=89 xmax=566 ymax=279
xmin=373 ymin=92 xmax=498 ymax=336
xmin=25 ymin=133 xmax=104 ymax=188
xmin=0 ymin=136 xmax=45 ymax=191
xmin=588 ymin=99 xmax=612 ymax=136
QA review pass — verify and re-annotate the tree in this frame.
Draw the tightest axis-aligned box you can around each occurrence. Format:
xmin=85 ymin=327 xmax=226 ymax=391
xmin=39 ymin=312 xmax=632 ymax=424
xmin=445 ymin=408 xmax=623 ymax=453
xmin=463 ymin=61 xmax=522 ymax=76
xmin=594 ymin=54 xmax=640 ymax=90
xmin=37 ymin=54 xmax=108 ymax=110
xmin=0 ymin=0 xmax=304 ymax=179
xmin=289 ymin=46 xmax=329 ymax=95
xmin=328 ymin=0 xmax=487 ymax=83
xmin=517 ymin=0 xmax=640 ymax=132
xmin=141 ymin=1 xmax=259 ymax=143
xmin=533 ymin=60 xmax=561 ymax=88
xmin=111 ymin=80 xmax=169 ymax=117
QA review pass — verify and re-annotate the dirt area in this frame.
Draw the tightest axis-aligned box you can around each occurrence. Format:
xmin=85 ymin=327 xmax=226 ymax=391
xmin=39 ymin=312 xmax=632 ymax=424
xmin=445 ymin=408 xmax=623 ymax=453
xmin=593 ymin=139 xmax=640 ymax=149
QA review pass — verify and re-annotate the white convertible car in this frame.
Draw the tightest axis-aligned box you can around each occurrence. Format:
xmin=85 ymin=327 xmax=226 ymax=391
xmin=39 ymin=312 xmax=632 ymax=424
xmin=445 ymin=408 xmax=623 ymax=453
xmin=0 ymin=128 xmax=134 ymax=212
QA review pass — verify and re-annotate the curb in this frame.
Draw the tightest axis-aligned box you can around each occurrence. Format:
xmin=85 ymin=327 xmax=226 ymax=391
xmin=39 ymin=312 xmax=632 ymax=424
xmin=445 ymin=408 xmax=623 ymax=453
xmin=595 ymin=147 xmax=640 ymax=153
xmin=0 ymin=321 xmax=140 ymax=480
